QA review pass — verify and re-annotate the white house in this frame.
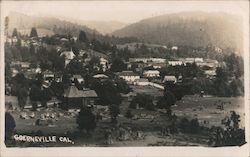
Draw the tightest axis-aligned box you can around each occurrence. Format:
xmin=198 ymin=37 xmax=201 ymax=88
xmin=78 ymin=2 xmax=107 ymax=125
xmin=93 ymin=74 xmax=109 ymax=79
xmin=163 ymin=75 xmax=177 ymax=83
xmin=134 ymin=78 xmax=149 ymax=86
xmin=168 ymin=61 xmax=184 ymax=66
xmin=204 ymin=70 xmax=216 ymax=78
xmin=100 ymin=57 xmax=109 ymax=71
xmin=117 ymin=71 xmax=140 ymax=83
xmin=194 ymin=58 xmax=204 ymax=63
xmin=129 ymin=58 xmax=166 ymax=63
xmin=71 ymin=75 xmax=84 ymax=83
xmin=143 ymin=70 xmax=160 ymax=78
xmin=43 ymin=70 xmax=55 ymax=81
xmin=11 ymin=61 xmax=30 ymax=69
xmin=60 ymin=49 xmax=75 ymax=66
xmin=171 ymin=46 xmax=178 ymax=51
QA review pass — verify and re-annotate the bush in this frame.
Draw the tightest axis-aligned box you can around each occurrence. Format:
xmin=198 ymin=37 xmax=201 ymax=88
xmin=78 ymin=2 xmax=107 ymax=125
xmin=178 ymin=118 xmax=200 ymax=134
xmin=129 ymin=94 xmax=155 ymax=111
xmin=189 ymin=118 xmax=200 ymax=133
xmin=109 ymin=104 xmax=120 ymax=123
xmin=179 ymin=117 xmax=189 ymax=133
xmin=76 ymin=107 xmax=96 ymax=134
xmin=125 ymin=110 xmax=133 ymax=119
xmin=209 ymin=111 xmax=246 ymax=146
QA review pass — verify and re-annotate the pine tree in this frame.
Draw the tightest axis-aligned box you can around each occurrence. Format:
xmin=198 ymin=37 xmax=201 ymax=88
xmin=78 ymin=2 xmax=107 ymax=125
xmin=30 ymin=27 xmax=38 ymax=38
xmin=12 ymin=28 xmax=18 ymax=37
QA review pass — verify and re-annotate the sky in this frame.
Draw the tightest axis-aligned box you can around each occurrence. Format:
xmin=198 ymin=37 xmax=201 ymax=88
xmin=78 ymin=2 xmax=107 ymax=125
xmin=1 ymin=1 xmax=249 ymax=23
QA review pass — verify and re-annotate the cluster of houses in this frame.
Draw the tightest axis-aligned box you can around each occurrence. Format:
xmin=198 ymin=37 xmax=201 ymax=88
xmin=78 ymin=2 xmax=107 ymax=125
xmin=6 ymin=32 xmax=224 ymax=110
xmin=118 ymin=57 xmax=221 ymax=87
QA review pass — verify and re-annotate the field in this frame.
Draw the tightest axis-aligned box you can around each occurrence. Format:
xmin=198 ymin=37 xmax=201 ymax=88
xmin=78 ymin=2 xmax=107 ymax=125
xmin=5 ymin=94 xmax=244 ymax=147
xmin=173 ymin=96 xmax=244 ymax=128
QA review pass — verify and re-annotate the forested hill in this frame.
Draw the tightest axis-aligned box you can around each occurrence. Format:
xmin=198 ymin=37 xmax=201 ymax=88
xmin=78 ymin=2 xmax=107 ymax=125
xmin=6 ymin=12 xmax=138 ymax=44
xmin=7 ymin=12 xmax=98 ymax=37
xmin=113 ymin=12 xmax=243 ymax=51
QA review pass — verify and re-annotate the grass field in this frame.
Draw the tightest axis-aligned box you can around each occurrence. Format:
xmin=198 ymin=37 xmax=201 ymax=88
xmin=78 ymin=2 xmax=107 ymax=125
xmin=5 ymin=94 xmax=245 ymax=147
xmin=173 ymin=95 xmax=244 ymax=128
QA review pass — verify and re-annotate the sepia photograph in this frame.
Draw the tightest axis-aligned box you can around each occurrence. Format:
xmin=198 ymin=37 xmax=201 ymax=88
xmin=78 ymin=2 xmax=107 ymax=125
xmin=1 ymin=0 xmax=249 ymax=156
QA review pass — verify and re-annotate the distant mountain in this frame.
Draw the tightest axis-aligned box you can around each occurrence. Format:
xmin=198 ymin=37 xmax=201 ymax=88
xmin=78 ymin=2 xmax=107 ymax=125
xmin=113 ymin=12 xmax=243 ymax=51
xmin=61 ymin=18 xmax=127 ymax=34
xmin=6 ymin=12 xmax=98 ymax=37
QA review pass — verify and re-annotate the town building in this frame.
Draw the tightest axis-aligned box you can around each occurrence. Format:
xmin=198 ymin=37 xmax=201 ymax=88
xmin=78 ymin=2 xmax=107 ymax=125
xmin=143 ymin=70 xmax=160 ymax=78
xmin=171 ymin=46 xmax=178 ymax=51
xmin=204 ymin=70 xmax=216 ymax=78
xmin=134 ymin=78 xmax=149 ymax=86
xmin=129 ymin=58 xmax=166 ymax=63
xmin=168 ymin=61 xmax=184 ymax=66
xmin=163 ymin=75 xmax=177 ymax=84
xmin=11 ymin=61 xmax=30 ymax=69
xmin=62 ymin=85 xmax=98 ymax=110
xmin=100 ymin=57 xmax=109 ymax=71
xmin=43 ymin=70 xmax=55 ymax=82
xmin=71 ymin=74 xmax=84 ymax=83
xmin=117 ymin=71 xmax=140 ymax=83
xmin=93 ymin=74 xmax=109 ymax=79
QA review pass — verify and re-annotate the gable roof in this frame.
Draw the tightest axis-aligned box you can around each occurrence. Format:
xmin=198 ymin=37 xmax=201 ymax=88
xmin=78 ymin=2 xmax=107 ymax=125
xmin=63 ymin=85 xmax=97 ymax=98
xmin=143 ymin=70 xmax=160 ymax=74
xmin=163 ymin=75 xmax=177 ymax=82
xmin=82 ymin=90 xmax=98 ymax=98
xmin=93 ymin=74 xmax=109 ymax=78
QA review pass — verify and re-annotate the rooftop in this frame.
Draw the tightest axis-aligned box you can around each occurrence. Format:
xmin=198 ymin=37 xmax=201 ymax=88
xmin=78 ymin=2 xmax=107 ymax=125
xmin=93 ymin=74 xmax=109 ymax=78
xmin=63 ymin=86 xmax=98 ymax=98
xmin=117 ymin=71 xmax=139 ymax=76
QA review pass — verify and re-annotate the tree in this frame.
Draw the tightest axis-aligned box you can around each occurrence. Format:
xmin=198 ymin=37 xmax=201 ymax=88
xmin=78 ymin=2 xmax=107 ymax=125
xmin=125 ymin=110 xmax=133 ymax=119
xmin=41 ymin=88 xmax=52 ymax=108
xmin=78 ymin=30 xmax=88 ymax=43
xmin=115 ymin=79 xmax=131 ymax=94
xmin=17 ymin=87 xmax=28 ymax=110
xmin=30 ymin=27 xmax=38 ymax=38
xmin=12 ymin=28 xmax=18 ymax=37
xmin=224 ymin=53 xmax=244 ymax=78
xmin=29 ymin=84 xmax=42 ymax=111
xmin=88 ymin=56 xmax=101 ymax=73
xmin=157 ymin=91 xmax=176 ymax=117
xmin=109 ymin=104 xmax=120 ymax=123
xmin=129 ymin=94 xmax=155 ymax=111
xmin=12 ymin=73 xmax=29 ymax=97
xmin=215 ymin=67 xmax=228 ymax=82
xmin=110 ymin=58 xmax=127 ymax=72
xmin=189 ymin=118 xmax=200 ymax=133
xmin=230 ymin=79 xmax=244 ymax=96
xmin=76 ymin=107 xmax=96 ymax=134
xmin=91 ymin=39 xmax=102 ymax=52
xmin=210 ymin=111 xmax=246 ymax=146
xmin=179 ymin=117 xmax=190 ymax=133
xmin=5 ymin=112 xmax=16 ymax=141
xmin=66 ymin=58 xmax=83 ymax=74
xmin=91 ymin=80 xmax=122 ymax=106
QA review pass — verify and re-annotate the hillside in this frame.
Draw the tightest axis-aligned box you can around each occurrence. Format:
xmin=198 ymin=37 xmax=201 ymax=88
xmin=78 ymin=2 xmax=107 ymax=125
xmin=113 ymin=12 xmax=243 ymax=51
xmin=61 ymin=18 xmax=127 ymax=34
xmin=7 ymin=12 xmax=98 ymax=37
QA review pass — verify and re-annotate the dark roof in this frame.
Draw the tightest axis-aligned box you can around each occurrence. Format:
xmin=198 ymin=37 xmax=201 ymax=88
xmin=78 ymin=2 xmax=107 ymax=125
xmin=63 ymin=86 xmax=97 ymax=98
xmin=82 ymin=90 xmax=98 ymax=98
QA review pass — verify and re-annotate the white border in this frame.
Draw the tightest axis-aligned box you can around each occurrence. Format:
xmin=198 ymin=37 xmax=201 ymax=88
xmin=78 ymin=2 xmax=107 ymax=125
xmin=0 ymin=1 xmax=249 ymax=157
